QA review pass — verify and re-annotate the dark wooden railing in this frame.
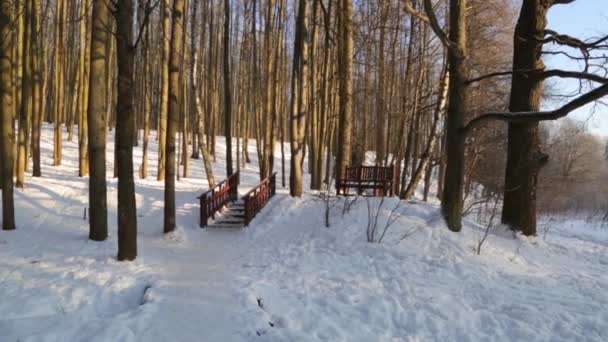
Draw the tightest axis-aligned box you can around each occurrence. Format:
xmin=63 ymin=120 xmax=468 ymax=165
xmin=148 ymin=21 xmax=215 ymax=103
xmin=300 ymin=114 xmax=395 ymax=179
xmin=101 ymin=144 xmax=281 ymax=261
xmin=198 ymin=172 xmax=239 ymax=228
xmin=243 ymin=173 xmax=277 ymax=226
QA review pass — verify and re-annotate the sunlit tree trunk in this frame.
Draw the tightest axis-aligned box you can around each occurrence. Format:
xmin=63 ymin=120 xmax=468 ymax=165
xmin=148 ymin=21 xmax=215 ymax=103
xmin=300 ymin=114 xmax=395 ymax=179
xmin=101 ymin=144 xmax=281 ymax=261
xmin=164 ymin=0 xmax=185 ymax=234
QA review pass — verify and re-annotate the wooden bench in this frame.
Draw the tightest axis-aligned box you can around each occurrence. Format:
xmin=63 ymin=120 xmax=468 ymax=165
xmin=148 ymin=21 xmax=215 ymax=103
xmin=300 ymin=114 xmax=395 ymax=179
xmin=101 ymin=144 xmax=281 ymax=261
xmin=198 ymin=172 xmax=239 ymax=228
xmin=336 ymin=165 xmax=396 ymax=197
xmin=243 ymin=173 xmax=277 ymax=226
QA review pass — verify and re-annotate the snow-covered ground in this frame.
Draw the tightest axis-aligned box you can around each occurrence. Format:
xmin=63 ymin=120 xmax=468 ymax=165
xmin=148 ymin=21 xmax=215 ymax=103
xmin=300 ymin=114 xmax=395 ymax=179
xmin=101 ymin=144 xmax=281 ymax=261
xmin=1 ymin=125 xmax=607 ymax=341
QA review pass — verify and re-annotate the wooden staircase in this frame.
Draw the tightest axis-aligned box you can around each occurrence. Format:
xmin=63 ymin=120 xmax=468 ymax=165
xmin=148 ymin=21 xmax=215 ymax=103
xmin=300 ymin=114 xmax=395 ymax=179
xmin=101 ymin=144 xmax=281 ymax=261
xmin=208 ymin=200 xmax=246 ymax=229
xmin=199 ymin=172 xmax=277 ymax=229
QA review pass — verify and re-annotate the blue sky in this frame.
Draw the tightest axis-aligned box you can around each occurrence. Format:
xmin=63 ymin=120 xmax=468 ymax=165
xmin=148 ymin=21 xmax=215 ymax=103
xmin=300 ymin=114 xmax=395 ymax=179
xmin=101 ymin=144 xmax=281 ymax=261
xmin=545 ymin=1 xmax=608 ymax=137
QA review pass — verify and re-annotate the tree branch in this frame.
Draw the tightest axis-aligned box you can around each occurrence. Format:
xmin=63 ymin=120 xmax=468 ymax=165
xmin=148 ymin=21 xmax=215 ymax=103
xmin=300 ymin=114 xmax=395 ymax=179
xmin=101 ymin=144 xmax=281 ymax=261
xmin=552 ymin=0 xmax=577 ymax=6
xmin=403 ymin=0 xmax=459 ymax=57
xmin=462 ymin=83 xmax=608 ymax=135
xmin=465 ymin=69 xmax=535 ymax=85
xmin=403 ymin=1 xmax=430 ymax=24
xmin=542 ymin=69 xmax=608 ymax=83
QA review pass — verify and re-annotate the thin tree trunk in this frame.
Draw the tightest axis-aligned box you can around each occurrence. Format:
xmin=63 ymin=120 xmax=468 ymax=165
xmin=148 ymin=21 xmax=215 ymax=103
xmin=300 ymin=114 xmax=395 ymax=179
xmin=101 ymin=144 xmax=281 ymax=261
xmin=53 ymin=0 xmax=65 ymax=166
xmin=31 ymin=0 xmax=42 ymax=177
xmin=78 ymin=0 xmax=90 ymax=177
xmin=16 ymin=0 xmax=32 ymax=188
xmin=158 ymin=0 xmax=171 ymax=180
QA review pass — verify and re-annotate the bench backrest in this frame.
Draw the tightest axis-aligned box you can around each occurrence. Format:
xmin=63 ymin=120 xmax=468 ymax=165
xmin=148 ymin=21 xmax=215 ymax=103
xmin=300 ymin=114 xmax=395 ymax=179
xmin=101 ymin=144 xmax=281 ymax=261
xmin=344 ymin=165 xmax=394 ymax=181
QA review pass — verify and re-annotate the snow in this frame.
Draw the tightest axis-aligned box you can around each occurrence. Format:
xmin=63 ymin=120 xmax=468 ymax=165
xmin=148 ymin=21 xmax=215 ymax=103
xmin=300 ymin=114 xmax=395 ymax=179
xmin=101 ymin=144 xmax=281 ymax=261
xmin=1 ymin=124 xmax=607 ymax=341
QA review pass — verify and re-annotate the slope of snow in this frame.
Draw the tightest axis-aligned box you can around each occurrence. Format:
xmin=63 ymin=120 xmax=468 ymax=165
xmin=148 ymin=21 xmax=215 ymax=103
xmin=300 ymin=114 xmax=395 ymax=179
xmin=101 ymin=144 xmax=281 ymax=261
xmin=1 ymin=125 xmax=607 ymax=341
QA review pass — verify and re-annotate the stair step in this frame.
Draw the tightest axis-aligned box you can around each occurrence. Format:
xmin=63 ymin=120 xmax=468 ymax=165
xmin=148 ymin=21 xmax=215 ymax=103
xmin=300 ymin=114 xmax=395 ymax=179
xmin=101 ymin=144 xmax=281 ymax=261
xmin=209 ymin=222 xmax=245 ymax=229
xmin=216 ymin=218 xmax=244 ymax=224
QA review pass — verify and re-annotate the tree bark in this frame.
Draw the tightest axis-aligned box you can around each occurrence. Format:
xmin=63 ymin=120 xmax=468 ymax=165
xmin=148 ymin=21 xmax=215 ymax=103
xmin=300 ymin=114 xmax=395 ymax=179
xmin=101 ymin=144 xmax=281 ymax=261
xmin=289 ymin=0 xmax=309 ymax=197
xmin=157 ymin=0 xmax=171 ymax=180
xmin=164 ymin=0 xmax=185 ymax=234
xmin=223 ymin=0 xmax=233 ymax=176
xmin=16 ymin=0 xmax=32 ymax=188
xmin=78 ymin=0 xmax=90 ymax=177
xmin=502 ymin=0 xmax=550 ymax=236
xmin=87 ymin=0 xmax=110 ymax=241
xmin=115 ymin=0 xmax=138 ymax=260
xmin=0 ymin=0 xmax=16 ymax=230
xmin=53 ymin=0 xmax=65 ymax=166
xmin=438 ymin=0 xmax=468 ymax=232
xmin=336 ymin=0 xmax=353 ymax=181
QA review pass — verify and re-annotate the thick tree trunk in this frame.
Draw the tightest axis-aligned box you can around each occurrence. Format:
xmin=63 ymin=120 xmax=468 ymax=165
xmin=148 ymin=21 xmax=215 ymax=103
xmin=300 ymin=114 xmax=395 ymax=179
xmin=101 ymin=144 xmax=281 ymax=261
xmin=439 ymin=0 xmax=468 ymax=232
xmin=502 ymin=0 xmax=550 ymax=236
xmin=164 ymin=0 xmax=185 ymax=234
xmin=336 ymin=0 xmax=353 ymax=181
xmin=289 ymin=0 xmax=309 ymax=197
xmin=115 ymin=0 xmax=138 ymax=261
xmin=0 ymin=0 xmax=16 ymax=230
xmin=87 ymin=0 xmax=110 ymax=241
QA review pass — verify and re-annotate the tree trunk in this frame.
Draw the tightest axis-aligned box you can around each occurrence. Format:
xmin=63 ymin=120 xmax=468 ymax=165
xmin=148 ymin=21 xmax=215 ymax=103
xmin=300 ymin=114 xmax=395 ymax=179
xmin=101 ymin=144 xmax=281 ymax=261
xmin=158 ymin=0 xmax=171 ymax=180
xmin=78 ymin=0 xmax=90 ymax=177
xmin=53 ymin=0 xmax=65 ymax=166
xmin=0 ymin=0 xmax=16 ymax=230
xmin=440 ymin=0 xmax=467 ymax=232
xmin=164 ymin=0 xmax=185 ymax=234
xmin=115 ymin=0 xmax=138 ymax=260
xmin=16 ymin=0 xmax=32 ymax=188
xmin=223 ymin=0 xmax=233 ymax=176
xmin=375 ymin=3 xmax=387 ymax=165
xmin=87 ymin=0 xmax=110 ymax=241
xmin=289 ymin=0 xmax=309 ymax=197
xmin=336 ymin=0 xmax=353 ymax=180
xmin=31 ymin=0 xmax=42 ymax=177
xmin=501 ymin=0 xmax=550 ymax=236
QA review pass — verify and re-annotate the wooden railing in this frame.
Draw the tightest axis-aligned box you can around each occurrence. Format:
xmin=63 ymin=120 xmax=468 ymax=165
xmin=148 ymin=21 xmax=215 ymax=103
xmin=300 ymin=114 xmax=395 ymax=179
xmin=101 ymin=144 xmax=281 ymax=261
xmin=243 ymin=173 xmax=277 ymax=226
xmin=198 ymin=172 xmax=239 ymax=228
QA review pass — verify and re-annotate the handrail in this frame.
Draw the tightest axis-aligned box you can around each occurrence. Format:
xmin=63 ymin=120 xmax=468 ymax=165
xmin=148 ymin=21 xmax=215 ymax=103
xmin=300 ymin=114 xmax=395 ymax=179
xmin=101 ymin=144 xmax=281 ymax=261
xmin=199 ymin=172 xmax=239 ymax=227
xmin=242 ymin=173 xmax=277 ymax=226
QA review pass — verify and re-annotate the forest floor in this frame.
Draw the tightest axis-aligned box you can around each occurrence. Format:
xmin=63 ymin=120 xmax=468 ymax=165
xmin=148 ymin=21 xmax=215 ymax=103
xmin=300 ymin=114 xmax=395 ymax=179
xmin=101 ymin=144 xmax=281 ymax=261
xmin=1 ymin=124 xmax=608 ymax=341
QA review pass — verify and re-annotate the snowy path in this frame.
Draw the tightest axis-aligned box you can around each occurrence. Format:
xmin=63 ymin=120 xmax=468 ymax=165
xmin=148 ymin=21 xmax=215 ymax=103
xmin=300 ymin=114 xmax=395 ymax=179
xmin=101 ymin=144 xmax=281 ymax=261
xmin=2 ymin=125 xmax=608 ymax=341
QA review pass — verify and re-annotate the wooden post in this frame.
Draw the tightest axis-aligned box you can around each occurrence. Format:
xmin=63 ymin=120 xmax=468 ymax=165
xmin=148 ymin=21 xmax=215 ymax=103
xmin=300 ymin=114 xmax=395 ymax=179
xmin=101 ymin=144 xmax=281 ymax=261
xmin=270 ymin=172 xmax=276 ymax=196
xmin=200 ymin=195 xmax=208 ymax=228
